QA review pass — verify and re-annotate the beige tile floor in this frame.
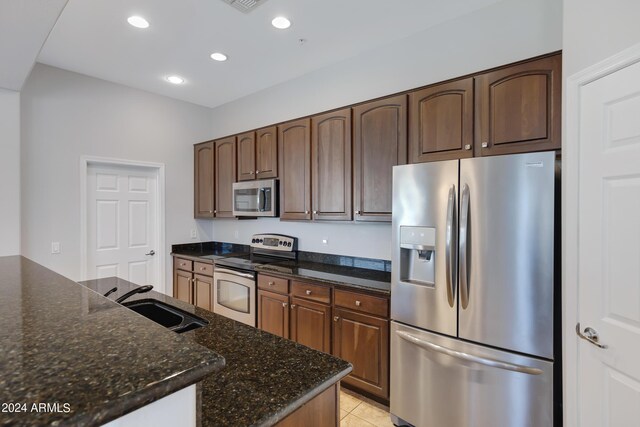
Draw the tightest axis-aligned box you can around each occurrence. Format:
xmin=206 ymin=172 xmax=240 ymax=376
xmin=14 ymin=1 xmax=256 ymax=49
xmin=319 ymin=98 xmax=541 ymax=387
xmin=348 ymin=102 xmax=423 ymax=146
xmin=339 ymin=388 xmax=394 ymax=427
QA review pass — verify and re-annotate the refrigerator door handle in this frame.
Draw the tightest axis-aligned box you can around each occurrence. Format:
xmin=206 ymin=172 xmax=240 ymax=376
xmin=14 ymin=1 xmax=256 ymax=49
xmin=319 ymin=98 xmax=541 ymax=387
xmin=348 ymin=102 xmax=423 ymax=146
xmin=395 ymin=330 xmax=543 ymax=375
xmin=445 ymin=185 xmax=456 ymax=307
xmin=459 ymin=184 xmax=470 ymax=309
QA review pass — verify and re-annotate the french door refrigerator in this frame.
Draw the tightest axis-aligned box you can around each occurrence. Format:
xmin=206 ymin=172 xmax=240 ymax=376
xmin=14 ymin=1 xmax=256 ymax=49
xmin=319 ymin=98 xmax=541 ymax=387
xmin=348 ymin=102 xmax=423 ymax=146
xmin=390 ymin=151 xmax=558 ymax=427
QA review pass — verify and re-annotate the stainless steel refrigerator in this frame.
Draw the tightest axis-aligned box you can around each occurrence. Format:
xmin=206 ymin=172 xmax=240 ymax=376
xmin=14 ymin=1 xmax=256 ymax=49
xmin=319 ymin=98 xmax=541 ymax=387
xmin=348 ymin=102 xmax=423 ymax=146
xmin=390 ymin=151 xmax=558 ymax=427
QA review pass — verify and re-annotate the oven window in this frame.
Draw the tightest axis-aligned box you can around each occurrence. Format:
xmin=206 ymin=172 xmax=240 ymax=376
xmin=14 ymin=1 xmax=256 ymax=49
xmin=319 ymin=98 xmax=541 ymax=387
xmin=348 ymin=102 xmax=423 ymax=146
xmin=217 ymin=279 xmax=250 ymax=313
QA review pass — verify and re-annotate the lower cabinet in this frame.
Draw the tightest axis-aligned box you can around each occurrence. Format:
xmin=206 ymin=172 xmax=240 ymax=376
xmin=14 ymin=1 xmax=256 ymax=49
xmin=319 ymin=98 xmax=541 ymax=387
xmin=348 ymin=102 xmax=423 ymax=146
xmin=333 ymin=308 xmax=389 ymax=399
xmin=257 ymin=273 xmax=390 ymax=402
xmin=173 ymin=257 xmax=214 ymax=311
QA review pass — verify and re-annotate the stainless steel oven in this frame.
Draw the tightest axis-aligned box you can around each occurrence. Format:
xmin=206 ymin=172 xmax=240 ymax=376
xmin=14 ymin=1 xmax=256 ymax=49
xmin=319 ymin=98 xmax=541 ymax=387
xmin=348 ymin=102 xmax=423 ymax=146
xmin=232 ymin=179 xmax=278 ymax=217
xmin=213 ymin=268 xmax=256 ymax=327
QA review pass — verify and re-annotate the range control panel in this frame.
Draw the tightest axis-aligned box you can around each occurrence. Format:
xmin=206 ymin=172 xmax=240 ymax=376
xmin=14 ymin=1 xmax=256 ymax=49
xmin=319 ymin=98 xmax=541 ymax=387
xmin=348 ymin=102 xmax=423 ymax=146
xmin=250 ymin=234 xmax=297 ymax=252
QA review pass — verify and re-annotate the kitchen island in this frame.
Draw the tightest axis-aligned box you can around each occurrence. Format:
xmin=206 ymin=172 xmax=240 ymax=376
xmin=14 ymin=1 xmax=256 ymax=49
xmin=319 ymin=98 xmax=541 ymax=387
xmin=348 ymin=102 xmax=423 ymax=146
xmin=0 ymin=256 xmax=224 ymax=426
xmin=81 ymin=277 xmax=352 ymax=426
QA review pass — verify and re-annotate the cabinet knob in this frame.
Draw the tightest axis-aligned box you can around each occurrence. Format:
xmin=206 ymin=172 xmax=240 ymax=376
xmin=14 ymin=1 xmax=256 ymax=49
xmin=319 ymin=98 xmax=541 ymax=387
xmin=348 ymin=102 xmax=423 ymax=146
xmin=214 ymin=210 xmax=217 ymax=214
xmin=282 ymin=302 xmax=288 ymax=308
xmin=312 ymin=210 xmax=317 ymax=214
xmin=355 ymin=210 xmax=361 ymax=215
xmin=464 ymin=144 xmax=472 ymax=150
xmin=209 ymin=210 xmax=213 ymax=213
xmin=201 ymin=267 xmax=206 ymax=271
xmin=249 ymin=171 xmax=254 ymax=175
xmin=268 ymin=281 xmax=275 ymax=286
xmin=355 ymin=300 xmax=361 ymax=307
xmin=305 ymin=210 xmax=309 ymax=214
xmin=290 ymin=304 xmax=296 ymax=309
xmin=481 ymin=142 xmax=488 ymax=148
xmin=256 ymin=170 xmax=260 ymax=174
xmin=334 ymin=316 xmax=340 ymax=322
xmin=305 ymin=290 xmax=312 ymax=295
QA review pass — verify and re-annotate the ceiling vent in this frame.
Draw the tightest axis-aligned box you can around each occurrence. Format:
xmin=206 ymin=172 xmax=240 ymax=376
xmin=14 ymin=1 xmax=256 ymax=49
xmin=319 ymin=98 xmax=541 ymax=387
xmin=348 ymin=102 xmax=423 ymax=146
xmin=221 ymin=0 xmax=268 ymax=13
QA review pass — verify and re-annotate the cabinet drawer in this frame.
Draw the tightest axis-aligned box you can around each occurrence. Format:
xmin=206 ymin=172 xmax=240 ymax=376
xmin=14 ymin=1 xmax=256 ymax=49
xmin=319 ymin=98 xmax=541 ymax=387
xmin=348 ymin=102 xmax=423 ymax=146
xmin=174 ymin=258 xmax=193 ymax=272
xmin=193 ymin=261 xmax=213 ymax=276
xmin=258 ymin=275 xmax=289 ymax=294
xmin=335 ymin=289 xmax=388 ymax=317
xmin=291 ymin=281 xmax=331 ymax=305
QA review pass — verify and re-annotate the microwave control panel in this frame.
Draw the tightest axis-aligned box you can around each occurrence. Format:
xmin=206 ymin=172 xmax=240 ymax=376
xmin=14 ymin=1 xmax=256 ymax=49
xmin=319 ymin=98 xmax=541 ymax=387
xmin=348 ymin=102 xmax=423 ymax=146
xmin=250 ymin=234 xmax=297 ymax=252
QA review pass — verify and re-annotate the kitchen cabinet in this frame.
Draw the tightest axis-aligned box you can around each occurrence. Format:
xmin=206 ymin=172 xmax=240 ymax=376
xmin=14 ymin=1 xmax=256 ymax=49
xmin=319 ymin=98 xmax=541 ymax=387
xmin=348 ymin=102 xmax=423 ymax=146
xmin=353 ymin=94 xmax=407 ymax=222
xmin=173 ymin=257 xmax=214 ymax=310
xmin=311 ymin=108 xmax=352 ymax=221
xmin=409 ymin=78 xmax=474 ymax=163
xmin=194 ymin=141 xmax=215 ymax=218
xmin=475 ymin=53 xmax=562 ymax=156
xmin=237 ymin=127 xmax=278 ymax=182
xmin=257 ymin=273 xmax=391 ymax=402
xmin=214 ymin=136 xmax=236 ymax=217
xmin=279 ymin=118 xmax=311 ymax=220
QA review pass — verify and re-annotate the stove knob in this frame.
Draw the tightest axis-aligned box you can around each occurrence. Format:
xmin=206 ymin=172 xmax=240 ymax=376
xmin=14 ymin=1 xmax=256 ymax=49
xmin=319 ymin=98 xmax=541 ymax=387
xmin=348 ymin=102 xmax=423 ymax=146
xmin=259 ymin=239 xmax=264 ymax=243
xmin=287 ymin=242 xmax=292 ymax=247
xmin=252 ymin=238 xmax=256 ymax=243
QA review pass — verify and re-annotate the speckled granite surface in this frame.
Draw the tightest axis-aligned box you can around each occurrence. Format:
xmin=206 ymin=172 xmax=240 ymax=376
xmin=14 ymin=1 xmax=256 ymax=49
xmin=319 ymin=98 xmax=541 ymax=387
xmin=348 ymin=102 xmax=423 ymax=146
xmin=0 ymin=256 xmax=224 ymax=427
xmin=82 ymin=278 xmax=352 ymax=427
xmin=170 ymin=241 xmax=249 ymax=262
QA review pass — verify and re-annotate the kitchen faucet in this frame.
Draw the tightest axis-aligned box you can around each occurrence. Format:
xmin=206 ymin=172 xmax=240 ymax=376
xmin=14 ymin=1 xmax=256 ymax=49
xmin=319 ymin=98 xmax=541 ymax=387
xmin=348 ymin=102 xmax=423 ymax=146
xmin=115 ymin=285 xmax=153 ymax=304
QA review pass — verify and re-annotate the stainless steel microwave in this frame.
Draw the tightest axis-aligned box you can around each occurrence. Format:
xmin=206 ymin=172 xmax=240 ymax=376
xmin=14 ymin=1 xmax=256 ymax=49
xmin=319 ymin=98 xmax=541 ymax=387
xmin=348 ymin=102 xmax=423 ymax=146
xmin=232 ymin=179 xmax=279 ymax=217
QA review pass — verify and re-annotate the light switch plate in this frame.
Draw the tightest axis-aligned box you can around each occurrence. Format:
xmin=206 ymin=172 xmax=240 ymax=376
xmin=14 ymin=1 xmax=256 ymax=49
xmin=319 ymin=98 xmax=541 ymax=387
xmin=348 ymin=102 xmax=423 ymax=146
xmin=190 ymin=229 xmax=197 ymax=239
xmin=51 ymin=242 xmax=61 ymax=254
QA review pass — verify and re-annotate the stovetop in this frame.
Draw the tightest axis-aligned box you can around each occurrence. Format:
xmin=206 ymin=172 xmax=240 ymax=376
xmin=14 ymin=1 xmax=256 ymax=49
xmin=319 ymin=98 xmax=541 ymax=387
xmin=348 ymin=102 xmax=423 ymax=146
xmin=214 ymin=254 xmax=289 ymax=272
xmin=214 ymin=234 xmax=298 ymax=272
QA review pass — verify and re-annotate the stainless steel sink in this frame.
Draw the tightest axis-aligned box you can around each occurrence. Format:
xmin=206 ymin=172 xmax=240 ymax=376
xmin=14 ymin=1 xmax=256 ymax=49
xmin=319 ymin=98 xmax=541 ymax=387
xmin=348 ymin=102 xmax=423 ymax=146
xmin=123 ymin=299 xmax=208 ymax=333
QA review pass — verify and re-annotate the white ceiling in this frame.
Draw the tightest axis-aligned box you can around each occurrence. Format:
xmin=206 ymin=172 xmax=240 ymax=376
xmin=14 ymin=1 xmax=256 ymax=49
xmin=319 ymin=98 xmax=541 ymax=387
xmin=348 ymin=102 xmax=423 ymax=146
xmin=0 ymin=0 xmax=68 ymax=91
xmin=37 ymin=0 xmax=501 ymax=108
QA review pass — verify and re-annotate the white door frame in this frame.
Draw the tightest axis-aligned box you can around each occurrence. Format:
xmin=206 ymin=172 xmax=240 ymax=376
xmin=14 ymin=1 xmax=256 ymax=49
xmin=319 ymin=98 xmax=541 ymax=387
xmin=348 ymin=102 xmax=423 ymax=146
xmin=80 ymin=156 xmax=166 ymax=290
xmin=563 ymin=42 xmax=640 ymax=426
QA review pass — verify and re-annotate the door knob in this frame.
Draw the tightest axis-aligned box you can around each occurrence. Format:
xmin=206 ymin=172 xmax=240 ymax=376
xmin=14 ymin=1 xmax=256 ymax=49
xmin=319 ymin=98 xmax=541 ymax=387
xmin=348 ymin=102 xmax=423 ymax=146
xmin=576 ymin=323 xmax=608 ymax=349
xmin=145 ymin=250 xmax=155 ymax=256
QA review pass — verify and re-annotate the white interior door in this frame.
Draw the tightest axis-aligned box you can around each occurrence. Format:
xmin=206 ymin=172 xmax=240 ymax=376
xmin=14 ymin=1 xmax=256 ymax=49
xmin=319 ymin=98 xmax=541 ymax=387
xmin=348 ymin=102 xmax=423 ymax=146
xmin=87 ymin=163 xmax=158 ymax=286
xmin=578 ymin=59 xmax=640 ymax=424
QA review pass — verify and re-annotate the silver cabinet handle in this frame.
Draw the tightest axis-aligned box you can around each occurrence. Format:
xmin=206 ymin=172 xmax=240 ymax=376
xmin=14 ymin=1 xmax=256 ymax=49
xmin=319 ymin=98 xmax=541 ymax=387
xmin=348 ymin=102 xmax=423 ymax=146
xmin=282 ymin=302 xmax=288 ymax=308
xmin=200 ymin=267 xmax=206 ymax=271
xmin=290 ymin=304 xmax=296 ymax=309
xmin=576 ymin=323 xmax=608 ymax=349
xmin=445 ymin=185 xmax=456 ymax=308
xmin=249 ymin=171 xmax=254 ymax=175
xmin=145 ymin=250 xmax=156 ymax=256
xmin=268 ymin=281 xmax=275 ymax=286
xmin=481 ymin=142 xmax=488 ymax=148
xmin=305 ymin=210 xmax=309 ymax=214
xmin=334 ymin=316 xmax=340 ymax=322
xmin=464 ymin=144 xmax=472 ymax=150
xmin=313 ymin=210 xmax=317 ymax=214
xmin=355 ymin=210 xmax=361 ymax=215
xmin=355 ymin=301 xmax=361 ymax=307
xmin=209 ymin=210 xmax=213 ymax=213
xmin=256 ymin=170 xmax=260 ymax=174
xmin=396 ymin=330 xmax=543 ymax=375
xmin=305 ymin=290 xmax=312 ymax=295
xmin=214 ymin=210 xmax=217 ymax=214
xmin=459 ymin=184 xmax=470 ymax=309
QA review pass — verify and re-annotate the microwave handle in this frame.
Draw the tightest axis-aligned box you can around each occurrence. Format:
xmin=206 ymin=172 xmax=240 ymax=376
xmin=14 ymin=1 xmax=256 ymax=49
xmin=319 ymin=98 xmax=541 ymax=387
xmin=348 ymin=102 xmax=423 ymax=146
xmin=258 ymin=188 xmax=266 ymax=212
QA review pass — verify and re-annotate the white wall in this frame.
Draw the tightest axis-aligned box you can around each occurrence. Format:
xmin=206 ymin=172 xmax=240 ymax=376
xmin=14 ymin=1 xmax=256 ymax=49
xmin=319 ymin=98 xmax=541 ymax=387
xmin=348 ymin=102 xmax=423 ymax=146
xmin=208 ymin=0 xmax=562 ymax=260
xmin=0 ymin=88 xmax=21 ymax=256
xmin=21 ymin=64 xmax=213 ymax=291
xmin=563 ymin=0 xmax=640 ymax=78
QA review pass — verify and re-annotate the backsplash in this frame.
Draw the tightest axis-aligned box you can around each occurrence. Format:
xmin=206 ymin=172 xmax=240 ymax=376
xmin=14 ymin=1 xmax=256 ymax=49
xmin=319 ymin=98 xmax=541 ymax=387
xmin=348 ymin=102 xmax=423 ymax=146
xmin=298 ymin=251 xmax=391 ymax=273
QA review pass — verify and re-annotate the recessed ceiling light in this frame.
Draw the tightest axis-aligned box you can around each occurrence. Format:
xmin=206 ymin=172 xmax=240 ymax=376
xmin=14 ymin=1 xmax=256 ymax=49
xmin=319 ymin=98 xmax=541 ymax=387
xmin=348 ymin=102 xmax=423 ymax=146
xmin=166 ymin=75 xmax=184 ymax=85
xmin=127 ymin=16 xmax=149 ymax=29
xmin=271 ymin=16 xmax=291 ymax=29
xmin=210 ymin=52 xmax=228 ymax=62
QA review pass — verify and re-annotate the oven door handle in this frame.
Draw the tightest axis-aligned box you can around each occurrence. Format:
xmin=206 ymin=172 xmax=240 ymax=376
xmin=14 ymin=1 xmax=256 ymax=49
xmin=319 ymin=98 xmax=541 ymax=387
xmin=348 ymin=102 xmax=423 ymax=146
xmin=214 ymin=268 xmax=255 ymax=280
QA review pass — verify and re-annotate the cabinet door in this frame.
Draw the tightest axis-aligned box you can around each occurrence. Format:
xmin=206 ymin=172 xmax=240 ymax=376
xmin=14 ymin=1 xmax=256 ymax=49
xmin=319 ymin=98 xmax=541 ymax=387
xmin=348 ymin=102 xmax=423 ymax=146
xmin=353 ymin=95 xmax=407 ymax=222
xmin=409 ymin=78 xmax=474 ymax=163
xmin=333 ymin=308 xmax=389 ymax=400
xmin=237 ymin=131 xmax=256 ymax=182
xmin=194 ymin=141 xmax=215 ymax=218
xmin=311 ymin=108 xmax=352 ymax=221
xmin=256 ymin=126 xmax=278 ymax=179
xmin=258 ymin=290 xmax=290 ymax=339
xmin=290 ymin=297 xmax=331 ymax=353
xmin=194 ymin=274 xmax=213 ymax=311
xmin=174 ymin=269 xmax=193 ymax=304
xmin=475 ymin=53 xmax=561 ymax=156
xmin=214 ymin=136 xmax=237 ymax=217
xmin=279 ymin=118 xmax=311 ymax=220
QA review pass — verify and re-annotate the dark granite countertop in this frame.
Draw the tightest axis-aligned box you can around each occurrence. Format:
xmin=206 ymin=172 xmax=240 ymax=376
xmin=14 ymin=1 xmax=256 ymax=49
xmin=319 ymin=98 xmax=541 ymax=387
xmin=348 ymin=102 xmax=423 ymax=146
xmin=81 ymin=278 xmax=352 ymax=427
xmin=170 ymin=241 xmax=249 ymax=263
xmin=255 ymin=260 xmax=391 ymax=295
xmin=0 ymin=256 xmax=224 ymax=427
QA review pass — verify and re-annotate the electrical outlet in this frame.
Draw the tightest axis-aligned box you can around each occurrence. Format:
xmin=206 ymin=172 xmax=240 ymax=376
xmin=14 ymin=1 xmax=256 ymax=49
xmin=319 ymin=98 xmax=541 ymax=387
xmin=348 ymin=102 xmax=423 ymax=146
xmin=190 ymin=229 xmax=197 ymax=239
xmin=234 ymin=229 xmax=239 ymax=238
xmin=322 ymin=237 xmax=329 ymax=245
xmin=51 ymin=242 xmax=61 ymax=254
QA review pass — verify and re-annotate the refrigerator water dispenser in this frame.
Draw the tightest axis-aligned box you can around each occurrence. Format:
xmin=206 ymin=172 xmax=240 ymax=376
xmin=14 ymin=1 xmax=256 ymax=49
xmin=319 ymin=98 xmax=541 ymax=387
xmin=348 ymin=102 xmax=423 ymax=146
xmin=399 ymin=226 xmax=436 ymax=286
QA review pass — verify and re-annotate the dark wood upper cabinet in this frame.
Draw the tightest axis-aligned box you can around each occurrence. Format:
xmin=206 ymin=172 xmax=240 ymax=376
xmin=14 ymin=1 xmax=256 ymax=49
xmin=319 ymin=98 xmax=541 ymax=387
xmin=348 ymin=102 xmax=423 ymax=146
xmin=475 ymin=53 xmax=561 ymax=156
xmin=290 ymin=297 xmax=332 ymax=354
xmin=409 ymin=78 xmax=474 ymax=163
xmin=194 ymin=141 xmax=215 ymax=218
xmin=214 ymin=136 xmax=236 ymax=217
xmin=279 ymin=118 xmax=311 ymax=221
xmin=353 ymin=95 xmax=407 ymax=222
xmin=311 ymin=109 xmax=352 ymax=221
xmin=237 ymin=131 xmax=256 ymax=182
xmin=256 ymin=126 xmax=278 ymax=179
